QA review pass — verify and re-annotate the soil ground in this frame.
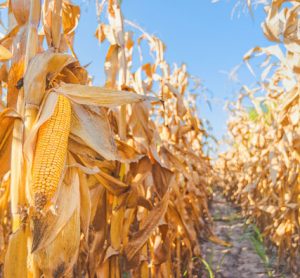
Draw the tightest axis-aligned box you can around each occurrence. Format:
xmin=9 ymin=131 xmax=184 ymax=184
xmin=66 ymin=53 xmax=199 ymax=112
xmin=199 ymin=190 xmax=292 ymax=278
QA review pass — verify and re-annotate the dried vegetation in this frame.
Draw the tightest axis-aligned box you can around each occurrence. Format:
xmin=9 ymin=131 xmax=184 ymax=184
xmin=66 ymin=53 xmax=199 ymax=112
xmin=217 ymin=0 xmax=300 ymax=273
xmin=0 ymin=0 xmax=214 ymax=277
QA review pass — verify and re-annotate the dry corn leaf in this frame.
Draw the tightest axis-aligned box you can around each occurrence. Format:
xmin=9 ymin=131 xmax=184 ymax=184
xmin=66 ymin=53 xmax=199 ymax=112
xmin=0 ymin=44 xmax=12 ymax=60
xmin=79 ymin=172 xmax=91 ymax=240
xmin=34 ymin=207 xmax=80 ymax=277
xmin=43 ymin=0 xmax=63 ymax=49
xmin=32 ymin=165 xmax=80 ymax=252
xmin=56 ymin=83 xmax=155 ymax=107
xmin=71 ymin=103 xmax=118 ymax=161
xmin=124 ymin=191 xmax=169 ymax=264
xmin=115 ymin=139 xmax=143 ymax=163
xmin=7 ymin=59 xmax=25 ymax=108
xmin=4 ymin=225 xmax=28 ymax=278
xmin=0 ymin=108 xmax=21 ymax=179
xmin=79 ymin=155 xmax=129 ymax=195
xmin=62 ymin=1 xmax=80 ymax=35
xmin=152 ymin=163 xmax=175 ymax=197
xmin=11 ymin=0 xmax=30 ymax=25
xmin=24 ymin=50 xmax=75 ymax=106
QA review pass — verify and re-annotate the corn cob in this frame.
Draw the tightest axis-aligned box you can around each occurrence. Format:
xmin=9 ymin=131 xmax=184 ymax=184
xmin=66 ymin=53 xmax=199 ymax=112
xmin=32 ymin=95 xmax=71 ymax=211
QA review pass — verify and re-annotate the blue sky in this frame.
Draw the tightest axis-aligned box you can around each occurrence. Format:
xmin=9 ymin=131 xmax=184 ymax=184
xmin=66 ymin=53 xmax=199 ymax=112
xmin=0 ymin=1 xmax=270 ymax=147
xmin=75 ymin=1 xmax=270 ymax=146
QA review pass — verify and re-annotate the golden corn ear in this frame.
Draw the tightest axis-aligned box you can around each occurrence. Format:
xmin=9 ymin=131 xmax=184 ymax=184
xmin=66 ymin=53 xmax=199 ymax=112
xmin=32 ymin=95 xmax=71 ymax=211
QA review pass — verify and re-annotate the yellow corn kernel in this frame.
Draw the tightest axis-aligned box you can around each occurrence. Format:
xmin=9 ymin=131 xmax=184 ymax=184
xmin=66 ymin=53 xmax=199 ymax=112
xmin=32 ymin=95 xmax=71 ymax=210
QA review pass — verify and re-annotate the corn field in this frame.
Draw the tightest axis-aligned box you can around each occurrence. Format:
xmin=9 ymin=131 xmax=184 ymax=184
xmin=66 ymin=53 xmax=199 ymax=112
xmin=1 ymin=0 xmax=300 ymax=277
xmin=0 ymin=0 xmax=216 ymax=277
xmin=217 ymin=0 xmax=300 ymax=274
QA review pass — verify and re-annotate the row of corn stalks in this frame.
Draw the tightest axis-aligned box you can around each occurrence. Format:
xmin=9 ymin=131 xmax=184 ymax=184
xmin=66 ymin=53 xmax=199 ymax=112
xmin=216 ymin=0 xmax=300 ymax=273
xmin=0 ymin=0 xmax=214 ymax=276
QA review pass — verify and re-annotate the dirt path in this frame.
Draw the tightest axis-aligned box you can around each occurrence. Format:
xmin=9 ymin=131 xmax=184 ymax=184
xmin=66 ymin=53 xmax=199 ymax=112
xmin=200 ymin=191 xmax=290 ymax=278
